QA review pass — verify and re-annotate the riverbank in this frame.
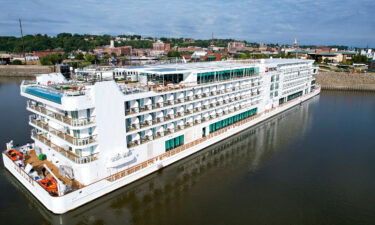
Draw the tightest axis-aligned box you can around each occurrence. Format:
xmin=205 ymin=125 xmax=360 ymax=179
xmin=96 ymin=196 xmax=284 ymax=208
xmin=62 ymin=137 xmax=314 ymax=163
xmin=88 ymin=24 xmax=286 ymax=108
xmin=315 ymin=71 xmax=375 ymax=91
xmin=0 ymin=65 xmax=56 ymax=77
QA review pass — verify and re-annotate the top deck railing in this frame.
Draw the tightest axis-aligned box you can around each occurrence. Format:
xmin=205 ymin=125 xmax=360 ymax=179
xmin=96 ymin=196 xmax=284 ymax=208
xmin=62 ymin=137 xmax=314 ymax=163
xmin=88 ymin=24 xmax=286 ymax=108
xmin=22 ymin=80 xmax=88 ymax=97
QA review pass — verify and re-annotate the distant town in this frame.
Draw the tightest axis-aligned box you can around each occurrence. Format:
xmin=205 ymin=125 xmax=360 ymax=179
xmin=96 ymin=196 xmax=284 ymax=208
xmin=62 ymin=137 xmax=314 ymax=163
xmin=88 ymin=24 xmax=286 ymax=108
xmin=0 ymin=33 xmax=374 ymax=72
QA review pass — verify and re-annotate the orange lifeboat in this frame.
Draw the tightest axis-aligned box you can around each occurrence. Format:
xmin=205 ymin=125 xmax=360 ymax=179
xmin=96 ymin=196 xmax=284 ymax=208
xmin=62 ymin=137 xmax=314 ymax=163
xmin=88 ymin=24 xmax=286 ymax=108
xmin=38 ymin=177 xmax=58 ymax=194
xmin=6 ymin=149 xmax=23 ymax=161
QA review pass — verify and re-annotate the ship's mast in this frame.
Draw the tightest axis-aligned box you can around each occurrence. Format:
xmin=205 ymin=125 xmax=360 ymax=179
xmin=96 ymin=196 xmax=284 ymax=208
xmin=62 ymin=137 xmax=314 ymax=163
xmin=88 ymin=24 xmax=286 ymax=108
xmin=19 ymin=19 xmax=26 ymax=62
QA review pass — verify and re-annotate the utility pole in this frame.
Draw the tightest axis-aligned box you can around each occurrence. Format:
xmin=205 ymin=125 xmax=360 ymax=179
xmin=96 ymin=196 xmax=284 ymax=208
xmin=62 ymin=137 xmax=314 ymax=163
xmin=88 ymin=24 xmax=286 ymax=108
xmin=19 ymin=19 xmax=26 ymax=62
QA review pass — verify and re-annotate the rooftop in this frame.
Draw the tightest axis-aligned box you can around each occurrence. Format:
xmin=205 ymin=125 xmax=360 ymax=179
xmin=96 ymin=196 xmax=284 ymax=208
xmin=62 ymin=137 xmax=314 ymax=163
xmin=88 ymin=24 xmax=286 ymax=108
xmin=117 ymin=59 xmax=313 ymax=74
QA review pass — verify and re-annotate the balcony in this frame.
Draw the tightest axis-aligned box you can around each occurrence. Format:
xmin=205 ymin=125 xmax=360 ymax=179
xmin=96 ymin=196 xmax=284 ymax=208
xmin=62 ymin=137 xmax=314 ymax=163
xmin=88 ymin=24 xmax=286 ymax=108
xmin=140 ymin=121 xmax=152 ymax=128
xmin=27 ymin=101 xmax=94 ymax=127
xmin=32 ymin=132 xmax=97 ymax=164
xmin=30 ymin=118 xmax=97 ymax=146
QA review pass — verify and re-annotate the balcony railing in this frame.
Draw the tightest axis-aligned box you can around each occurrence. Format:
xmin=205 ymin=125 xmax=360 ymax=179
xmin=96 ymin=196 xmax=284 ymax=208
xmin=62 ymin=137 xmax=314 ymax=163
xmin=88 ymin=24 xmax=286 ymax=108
xmin=32 ymin=131 xmax=97 ymax=164
xmin=27 ymin=101 xmax=95 ymax=127
xmin=30 ymin=118 xmax=97 ymax=146
xmin=125 ymin=94 xmax=261 ymax=135
xmin=124 ymin=83 xmax=262 ymax=117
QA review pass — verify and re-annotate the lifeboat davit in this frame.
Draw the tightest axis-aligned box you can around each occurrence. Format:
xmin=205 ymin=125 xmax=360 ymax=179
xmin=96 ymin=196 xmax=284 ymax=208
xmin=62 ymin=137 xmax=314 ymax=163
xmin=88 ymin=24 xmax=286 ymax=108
xmin=38 ymin=177 xmax=58 ymax=194
xmin=6 ymin=149 xmax=23 ymax=161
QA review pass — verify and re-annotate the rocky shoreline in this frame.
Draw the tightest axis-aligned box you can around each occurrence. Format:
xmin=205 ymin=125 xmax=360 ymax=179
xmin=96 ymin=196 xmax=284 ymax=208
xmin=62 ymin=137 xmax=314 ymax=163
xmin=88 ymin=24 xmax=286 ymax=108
xmin=0 ymin=65 xmax=56 ymax=77
xmin=315 ymin=71 xmax=375 ymax=91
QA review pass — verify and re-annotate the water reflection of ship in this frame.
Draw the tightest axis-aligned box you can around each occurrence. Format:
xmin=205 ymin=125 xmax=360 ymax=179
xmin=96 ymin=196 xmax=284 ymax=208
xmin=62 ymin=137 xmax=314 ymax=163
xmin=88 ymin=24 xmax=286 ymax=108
xmin=5 ymin=95 xmax=319 ymax=225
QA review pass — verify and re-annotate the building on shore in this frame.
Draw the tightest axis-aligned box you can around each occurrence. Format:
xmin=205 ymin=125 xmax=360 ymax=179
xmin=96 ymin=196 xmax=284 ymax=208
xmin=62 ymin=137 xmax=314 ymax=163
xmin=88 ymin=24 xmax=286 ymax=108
xmin=153 ymin=40 xmax=170 ymax=52
xmin=369 ymin=60 xmax=375 ymax=72
xmin=227 ymin=41 xmax=246 ymax=53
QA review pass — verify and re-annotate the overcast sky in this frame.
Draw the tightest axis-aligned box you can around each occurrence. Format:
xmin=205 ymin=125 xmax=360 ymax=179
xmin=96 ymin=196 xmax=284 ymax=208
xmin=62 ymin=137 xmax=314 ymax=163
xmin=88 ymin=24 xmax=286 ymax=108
xmin=1 ymin=0 xmax=374 ymax=47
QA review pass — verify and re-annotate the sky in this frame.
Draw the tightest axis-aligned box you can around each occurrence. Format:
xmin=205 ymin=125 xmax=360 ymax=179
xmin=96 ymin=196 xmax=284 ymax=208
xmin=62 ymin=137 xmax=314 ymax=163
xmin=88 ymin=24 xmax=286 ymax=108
xmin=1 ymin=0 xmax=374 ymax=47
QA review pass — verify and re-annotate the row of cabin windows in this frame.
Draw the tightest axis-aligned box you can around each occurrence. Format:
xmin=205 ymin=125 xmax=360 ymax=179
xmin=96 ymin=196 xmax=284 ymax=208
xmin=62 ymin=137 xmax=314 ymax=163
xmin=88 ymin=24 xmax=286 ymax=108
xmin=165 ymin=135 xmax=184 ymax=151
xmin=197 ymin=67 xmax=259 ymax=84
xmin=287 ymin=91 xmax=303 ymax=101
xmin=209 ymin=108 xmax=258 ymax=133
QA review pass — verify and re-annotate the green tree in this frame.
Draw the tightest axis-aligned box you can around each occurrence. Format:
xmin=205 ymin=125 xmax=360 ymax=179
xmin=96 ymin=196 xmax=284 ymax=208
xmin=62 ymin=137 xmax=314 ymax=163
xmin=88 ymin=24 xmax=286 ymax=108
xmin=11 ymin=59 xmax=23 ymax=65
xmin=352 ymin=54 xmax=369 ymax=64
xmin=234 ymin=53 xmax=249 ymax=59
xmin=75 ymin=52 xmax=84 ymax=60
xmin=167 ymin=51 xmax=181 ymax=57
xmin=84 ymin=54 xmax=97 ymax=64
xmin=40 ymin=53 xmax=63 ymax=65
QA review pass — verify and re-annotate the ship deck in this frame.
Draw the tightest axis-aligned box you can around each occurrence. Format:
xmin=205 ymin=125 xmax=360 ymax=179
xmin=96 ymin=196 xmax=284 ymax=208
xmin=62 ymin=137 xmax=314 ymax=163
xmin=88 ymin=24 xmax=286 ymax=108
xmin=24 ymin=150 xmax=83 ymax=190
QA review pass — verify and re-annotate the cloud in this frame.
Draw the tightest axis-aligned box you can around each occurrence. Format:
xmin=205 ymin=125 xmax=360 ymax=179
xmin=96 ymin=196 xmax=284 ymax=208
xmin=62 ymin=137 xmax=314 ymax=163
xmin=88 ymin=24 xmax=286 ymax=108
xmin=0 ymin=0 xmax=374 ymax=47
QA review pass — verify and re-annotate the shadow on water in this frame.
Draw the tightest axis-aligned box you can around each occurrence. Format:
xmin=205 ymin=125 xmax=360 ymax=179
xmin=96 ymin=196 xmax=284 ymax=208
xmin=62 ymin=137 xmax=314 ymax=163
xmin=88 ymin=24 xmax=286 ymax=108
xmin=3 ymin=94 xmax=320 ymax=225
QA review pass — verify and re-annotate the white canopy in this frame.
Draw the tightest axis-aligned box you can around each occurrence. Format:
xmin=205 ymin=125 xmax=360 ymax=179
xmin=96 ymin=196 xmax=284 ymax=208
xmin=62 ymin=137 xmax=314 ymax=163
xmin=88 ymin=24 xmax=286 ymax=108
xmin=144 ymin=114 xmax=152 ymax=121
xmin=132 ymin=133 xmax=140 ymax=140
xmin=144 ymin=98 xmax=152 ymax=105
xmin=155 ymin=111 xmax=164 ymax=118
xmin=36 ymin=73 xmax=67 ymax=85
xmin=156 ymin=126 xmax=164 ymax=132
xmin=187 ymin=104 xmax=194 ymax=110
xmin=145 ymin=129 xmax=153 ymax=136
xmin=186 ymin=117 xmax=194 ymax=123
xmin=155 ymin=95 xmax=164 ymax=103
xmin=167 ymin=123 xmax=175 ymax=129
xmin=167 ymin=94 xmax=174 ymax=100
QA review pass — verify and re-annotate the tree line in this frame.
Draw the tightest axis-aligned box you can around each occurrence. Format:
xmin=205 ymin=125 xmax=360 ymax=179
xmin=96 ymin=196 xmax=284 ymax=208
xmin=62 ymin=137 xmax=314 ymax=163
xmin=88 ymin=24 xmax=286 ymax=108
xmin=0 ymin=33 xmax=260 ymax=53
xmin=0 ymin=33 xmax=112 ymax=53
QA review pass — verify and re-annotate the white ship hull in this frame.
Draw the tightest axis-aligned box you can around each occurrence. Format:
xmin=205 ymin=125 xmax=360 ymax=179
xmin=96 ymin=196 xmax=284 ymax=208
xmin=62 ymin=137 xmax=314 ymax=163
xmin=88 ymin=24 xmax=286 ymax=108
xmin=3 ymin=88 xmax=320 ymax=214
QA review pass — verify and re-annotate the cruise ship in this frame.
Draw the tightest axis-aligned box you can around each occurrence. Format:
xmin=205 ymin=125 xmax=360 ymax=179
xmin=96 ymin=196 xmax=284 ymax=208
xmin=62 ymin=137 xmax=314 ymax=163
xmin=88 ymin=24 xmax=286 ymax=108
xmin=2 ymin=59 xmax=320 ymax=214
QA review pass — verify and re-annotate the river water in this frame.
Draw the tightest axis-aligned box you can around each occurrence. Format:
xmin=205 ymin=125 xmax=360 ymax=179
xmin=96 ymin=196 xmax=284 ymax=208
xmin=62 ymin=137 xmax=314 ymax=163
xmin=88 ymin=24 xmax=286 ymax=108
xmin=0 ymin=78 xmax=375 ymax=225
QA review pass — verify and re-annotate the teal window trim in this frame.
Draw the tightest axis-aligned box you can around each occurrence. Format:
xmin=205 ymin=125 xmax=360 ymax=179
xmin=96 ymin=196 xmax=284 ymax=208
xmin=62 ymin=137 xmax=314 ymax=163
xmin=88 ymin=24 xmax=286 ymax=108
xmin=165 ymin=135 xmax=185 ymax=151
xmin=287 ymin=91 xmax=303 ymax=101
xmin=197 ymin=67 xmax=259 ymax=84
xmin=209 ymin=108 xmax=258 ymax=133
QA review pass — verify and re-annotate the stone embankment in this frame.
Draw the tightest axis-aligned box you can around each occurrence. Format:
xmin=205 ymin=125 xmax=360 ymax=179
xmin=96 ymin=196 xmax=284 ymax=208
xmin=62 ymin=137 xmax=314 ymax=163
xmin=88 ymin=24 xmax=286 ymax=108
xmin=315 ymin=71 xmax=375 ymax=92
xmin=0 ymin=65 xmax=56 ymax=77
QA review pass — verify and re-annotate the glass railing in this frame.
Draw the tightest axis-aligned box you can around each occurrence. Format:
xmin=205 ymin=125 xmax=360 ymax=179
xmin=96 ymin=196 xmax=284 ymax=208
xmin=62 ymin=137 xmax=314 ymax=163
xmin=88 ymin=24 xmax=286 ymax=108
xmin=24 ymin=86 xmax=63 ymax=104
xmin=124 ymin=83 xmax=262 ymax=116
xmin=29 ymin=118 xmax=97 ymax=146
xmin=27 ymin=101 xmax=95 ymax=127
xmin=32 ymin=131 xmax=98 ymax=164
